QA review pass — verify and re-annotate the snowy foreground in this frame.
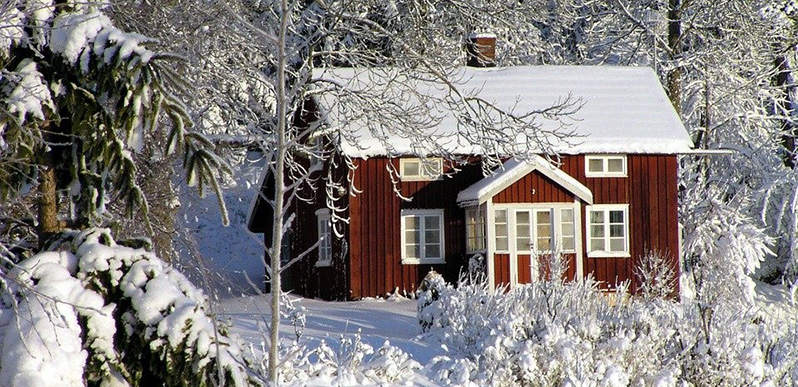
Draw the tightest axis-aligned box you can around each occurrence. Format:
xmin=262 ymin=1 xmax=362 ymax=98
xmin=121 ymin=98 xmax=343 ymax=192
xmin=221 ymin=294 xmax=443 ymax=364
xmin=3 ymin=230 xmax=798 ymax=387
xmin=219 ymin=278 xmax=798 ymax=387
xmin=219 ymin=294 xmax=445 ymax=386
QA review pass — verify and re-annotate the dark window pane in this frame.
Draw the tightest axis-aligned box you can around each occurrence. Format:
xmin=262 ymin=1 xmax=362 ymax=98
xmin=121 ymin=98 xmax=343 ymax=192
xmin=424 ymin=216 xmax=440 ymax=230
xmin=426 ymin=244 xmax=441 ymax=258
xmin=591 ymin=225 xmax=605 ymax=238
xmin=608 ymin=158 xmax=624 ymax=172
xmin=588 ymin=159 xmax=604 ymax=172
xmin=590 ymin=239 xmax=605 ymax=251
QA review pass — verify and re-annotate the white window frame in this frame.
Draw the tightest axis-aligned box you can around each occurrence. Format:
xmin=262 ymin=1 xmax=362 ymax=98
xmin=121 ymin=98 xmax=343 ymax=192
xmin=315 ymin=209 xmax=332 ymax=267
xmin=400 ymin=209 xmax=446 ymax=265
xmin=585 ymin=155 xmax=627 ymax=177
xmin=493 ymin=205 xmax=578 ymax=255
xmin=493 ymin=208 xmax=510 ymax=253
xmin=585 ymin=204 xmax=630 ymax=258
xmin=399 ymin=158 xmax=443 ymax=181
xmin=559 ymin=207 xmax=577 ymax=254
xmin=465 ymin=206 xmax=486 ymax=253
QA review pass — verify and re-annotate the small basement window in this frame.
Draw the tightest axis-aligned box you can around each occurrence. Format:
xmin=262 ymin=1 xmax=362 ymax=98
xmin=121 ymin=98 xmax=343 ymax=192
xmin=585 ymin=155 xmax=627 ymax=177
xmin=401 ymin=209 xmax=445 ymax=264
xmin=400 ymin=158 xmax=443 ymax=181
xmin=316 ymin=209 xmax=332 ymax=267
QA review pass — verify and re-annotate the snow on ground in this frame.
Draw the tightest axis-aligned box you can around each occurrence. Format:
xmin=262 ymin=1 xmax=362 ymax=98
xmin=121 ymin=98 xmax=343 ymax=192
xmin=219 ymin=294 xmax=445 ymax=365
xmin=175 ymin=151 xmax=267 ymax=297
xmin=216 ymin=280 xmax=798 ymax=386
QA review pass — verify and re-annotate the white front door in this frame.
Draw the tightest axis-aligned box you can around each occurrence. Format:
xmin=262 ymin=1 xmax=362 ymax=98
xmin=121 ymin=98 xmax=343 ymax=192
xmin=508 ymin=208 xmax=553 ymax=285
xmin=497 ymin=204 xmax=581 ymax=286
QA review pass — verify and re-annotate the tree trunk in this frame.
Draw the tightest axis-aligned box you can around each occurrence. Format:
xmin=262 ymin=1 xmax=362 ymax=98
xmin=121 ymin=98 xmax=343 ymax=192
xmin=38 ymin=145 xmax=61 ymax=249
xmin=269 ymin=0 xmax=290 ymax=383
xmin=666 ymin=0 xmax=683 ymax=114
xmin=774 ymin=53 xmax=797 ymax=168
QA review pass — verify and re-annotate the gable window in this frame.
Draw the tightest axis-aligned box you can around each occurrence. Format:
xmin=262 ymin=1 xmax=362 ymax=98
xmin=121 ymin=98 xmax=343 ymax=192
xmin=586 ymin=204 xmax=630 ymax=257
xmin=585 ymin=155 xmax=627 ymax=177
xmin=316 ymin=209 xmax=332 ymax=267
xmin=400 ymin=158 xmax=443 ymax=181
xmin=401 ymin=209 xmax=445 ymax=264
xmin=465 ymin=207 xmax=486 ymax=253
xmin=494 ymin=209 xmax=509 ymax=252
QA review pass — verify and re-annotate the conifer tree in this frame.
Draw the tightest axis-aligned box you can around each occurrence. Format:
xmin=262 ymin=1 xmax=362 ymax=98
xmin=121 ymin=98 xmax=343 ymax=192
xmin=0 ymin=0 xmax=229 ymax=248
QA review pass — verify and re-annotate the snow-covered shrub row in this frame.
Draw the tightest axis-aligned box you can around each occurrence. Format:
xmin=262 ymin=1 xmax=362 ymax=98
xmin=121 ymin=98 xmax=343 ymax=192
xmin=280 ymin=335 xmax=422 ymax=385
xmin=0 ymin=228 xmax=257 ymax=387
xmin=243 ymin=329 xmax=421 ymax=386
xmin=418 ymin=273 xmax=798 ymax=387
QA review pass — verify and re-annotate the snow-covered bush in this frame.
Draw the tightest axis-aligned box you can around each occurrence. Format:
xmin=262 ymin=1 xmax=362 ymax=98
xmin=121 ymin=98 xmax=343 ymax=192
xmin=417 ymin=270 xmax=447 ymax=332
xmin=251 ymin=332 xmax=421 ymax=385
xmin=418 ymin=274 xmax=798 ymax=387
xmin=0 ymin=228 xmax=256 ymax=387
xmin=635 ymin=250 xmax=678 ymax=299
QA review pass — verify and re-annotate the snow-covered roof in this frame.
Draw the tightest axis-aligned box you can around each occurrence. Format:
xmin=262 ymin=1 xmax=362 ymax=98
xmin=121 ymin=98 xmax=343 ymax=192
xmin=314 ymin=66 xmax=693 ymax=158
xmin=457 ymin=156 xmax=594 ymax=207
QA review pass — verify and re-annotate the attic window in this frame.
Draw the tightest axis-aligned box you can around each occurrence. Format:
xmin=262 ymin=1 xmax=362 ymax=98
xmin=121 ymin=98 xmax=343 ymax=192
xmin=400 ymin=158 xmax=443 ymax=181
xmin=585 ymin=155 xmax=627 ymax=177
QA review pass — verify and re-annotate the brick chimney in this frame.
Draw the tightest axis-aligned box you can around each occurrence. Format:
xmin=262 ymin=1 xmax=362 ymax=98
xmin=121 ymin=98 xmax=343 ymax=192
xmin=466 ymin=33 xmax=497 ymax=67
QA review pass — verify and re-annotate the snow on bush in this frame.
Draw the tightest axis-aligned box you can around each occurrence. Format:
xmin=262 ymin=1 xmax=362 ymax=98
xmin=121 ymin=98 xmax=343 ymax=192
xmin=0 ymin=228 xmax=257 ymax=387
xmin=418 ymin=273 xmax=798 ymax=387
xmin=245 ymin=328 xmax=421 ymax=386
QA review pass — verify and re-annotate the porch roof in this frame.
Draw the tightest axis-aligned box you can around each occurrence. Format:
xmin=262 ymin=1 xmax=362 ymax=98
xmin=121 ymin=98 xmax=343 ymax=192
xmin=456 ymin=156 xmax=594 ymax=207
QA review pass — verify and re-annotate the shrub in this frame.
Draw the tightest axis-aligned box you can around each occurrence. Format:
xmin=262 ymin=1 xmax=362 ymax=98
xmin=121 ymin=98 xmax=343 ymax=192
xmin=0 ymin=228 xmax=256 ymax=387
xmin=418 ymin=274 xmax=798 ymax=387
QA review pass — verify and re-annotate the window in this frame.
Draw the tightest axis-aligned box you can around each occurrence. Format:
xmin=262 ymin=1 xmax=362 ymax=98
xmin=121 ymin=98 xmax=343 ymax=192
xmin=316 ymin=209 xmax=332 ymax=267
xmin=400 ymin=158 xmax=443 ymax=181
xmin=465 ymin=207 xmax=486 ymax=253
xmin=585 ymin=155 xmax=627 ymax=177
xmin=559 ymin=208 xmax=576 ymax=253
xmin=586 ymin=204 xmax=630 ymax=257
xmin=401 ymin=209 xmax=445 ymax=264
xmin=515 ymin=211 xmax=532 ymax=252
xmin=534 ymin=210 xmax=552 ymax=252
xmin=494 ymin=209 xmax=509 ymax=252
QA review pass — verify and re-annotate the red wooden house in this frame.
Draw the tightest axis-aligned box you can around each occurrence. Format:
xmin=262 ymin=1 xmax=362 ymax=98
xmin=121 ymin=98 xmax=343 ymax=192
xmin=247 ymin=65 xmax=694 ymax=300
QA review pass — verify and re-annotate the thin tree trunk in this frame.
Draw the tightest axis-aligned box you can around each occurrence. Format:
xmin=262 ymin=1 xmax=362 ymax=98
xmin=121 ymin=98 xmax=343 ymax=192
xmin=666 ymin=0 xmax=683 ymax=114
xmin=269 ymin=0 xmax=289 ymax=383
xmin=775 ymin=53 xmax=797 ymax=168
xmin=38 ymin=146 xmax=60 ymax=249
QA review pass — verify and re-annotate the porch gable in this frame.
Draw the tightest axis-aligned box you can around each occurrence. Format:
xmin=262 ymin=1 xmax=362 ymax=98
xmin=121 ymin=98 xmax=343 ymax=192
xmin=457 ymin=156 xmax=594 ymax=207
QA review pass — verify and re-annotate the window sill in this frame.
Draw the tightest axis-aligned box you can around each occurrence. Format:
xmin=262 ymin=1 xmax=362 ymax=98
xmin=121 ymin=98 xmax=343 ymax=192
xmin=585 ymin=173 xmax=627 ymax=178
xmin=315 ymin=261 xmax=332 ymax=268
xmin=401 ymin=258 xmax=445 ymax=265
xmin=400 ymin=176 xmax=443 ymax=182
xmin=587 ymin=252 xmax=631 ymax=258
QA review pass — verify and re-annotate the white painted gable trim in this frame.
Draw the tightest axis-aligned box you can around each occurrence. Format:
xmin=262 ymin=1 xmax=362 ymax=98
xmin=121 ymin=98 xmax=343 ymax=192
xmin=457 ymin=156 xmax=594 ymax=207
